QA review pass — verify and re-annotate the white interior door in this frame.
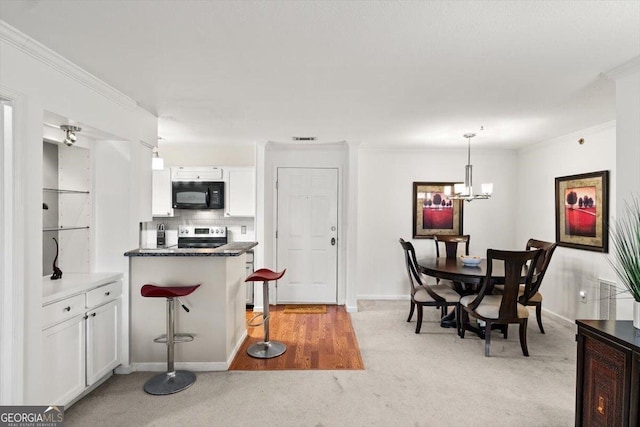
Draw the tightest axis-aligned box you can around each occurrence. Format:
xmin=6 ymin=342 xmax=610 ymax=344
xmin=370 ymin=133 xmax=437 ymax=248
xmin=276 ymin=167 xmax=338 ymax=304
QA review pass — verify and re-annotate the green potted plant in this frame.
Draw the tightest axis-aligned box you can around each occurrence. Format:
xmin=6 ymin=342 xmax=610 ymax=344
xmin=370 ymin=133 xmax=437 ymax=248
xmin=608 ymin=196 xmax=640 ymax=329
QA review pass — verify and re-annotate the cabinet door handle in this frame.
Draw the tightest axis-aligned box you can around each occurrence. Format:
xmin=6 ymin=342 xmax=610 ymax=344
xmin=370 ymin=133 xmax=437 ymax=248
xmin=105 ymin=291 xmax=110 ymax=296
xmin=597 ymin=396 xmax=605 ymax=415
xmin=64 ymin=306 xmax=71 ymax=312
xmin=91 ymin=313 xmax=96 ymax=317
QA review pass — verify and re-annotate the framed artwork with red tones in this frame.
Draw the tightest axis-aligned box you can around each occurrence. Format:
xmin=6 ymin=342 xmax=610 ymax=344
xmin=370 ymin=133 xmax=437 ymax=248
xmin=555 ymin=171 xmax=609 ymax=252
xmin=412 ymin=182 xmax=464 ymax=239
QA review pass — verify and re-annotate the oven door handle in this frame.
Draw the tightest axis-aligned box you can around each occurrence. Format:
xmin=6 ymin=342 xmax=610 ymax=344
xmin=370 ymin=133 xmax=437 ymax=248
xmin=205 ymin=187 xmax=210 ymax=208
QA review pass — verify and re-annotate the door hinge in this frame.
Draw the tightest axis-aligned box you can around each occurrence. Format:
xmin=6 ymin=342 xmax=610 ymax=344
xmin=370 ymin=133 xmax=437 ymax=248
xmin=275 ymin=230 xmax=278 ymax=239
xmin=276 ymin=180 xmax=278 ymax=189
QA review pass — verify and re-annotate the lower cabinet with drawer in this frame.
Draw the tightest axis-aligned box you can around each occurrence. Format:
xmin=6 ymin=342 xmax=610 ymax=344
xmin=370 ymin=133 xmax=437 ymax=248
xmin=575 ymin=320 xmax=640 ymax=427
xmin=42 ymin=280 xmax=122 ymax=406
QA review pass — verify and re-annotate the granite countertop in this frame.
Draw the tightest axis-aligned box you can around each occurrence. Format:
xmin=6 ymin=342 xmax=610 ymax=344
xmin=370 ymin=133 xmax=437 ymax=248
xmin=43 ymin=272 xmax=123 ymax=305
xmin=124 ymin=241 xmax=258 ymax=257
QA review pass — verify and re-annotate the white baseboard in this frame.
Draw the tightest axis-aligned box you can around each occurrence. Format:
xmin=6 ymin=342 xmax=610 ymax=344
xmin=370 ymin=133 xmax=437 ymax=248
xmin=357 ymin=295 xmax=409 ymax=300
xmin=114 ymin=365 xmax=134 ymax=374
xmin=129 ymin=330 xmax=248 ymax=373
xmin=133 ymin=361 xmax=229 ymax=372
xmin=346 ymin=305 xmax=358 ymax=313
xmin=227 ymin=330 xmax=248 ymax=366
xmin=541 ymin=307 xmax=575 ymax=327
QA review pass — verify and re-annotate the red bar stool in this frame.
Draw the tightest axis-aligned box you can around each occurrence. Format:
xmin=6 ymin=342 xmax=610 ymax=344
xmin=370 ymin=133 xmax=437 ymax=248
xmin=140 ymin=283 xmax=200 ymax=395
xmin=245 ymin=268 xmax=286 ymax=359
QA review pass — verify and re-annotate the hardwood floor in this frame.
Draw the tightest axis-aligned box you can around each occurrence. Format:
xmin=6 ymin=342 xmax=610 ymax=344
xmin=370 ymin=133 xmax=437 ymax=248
xmin=229 ymin=305 xmax=364 ymax=370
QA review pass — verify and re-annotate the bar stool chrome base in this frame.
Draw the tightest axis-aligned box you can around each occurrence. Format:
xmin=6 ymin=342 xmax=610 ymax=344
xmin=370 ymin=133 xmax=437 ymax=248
xmin=143 ymin=370 xmax=196 ymax=395
xmin=247 ymin=340 xmax=286 ymax=359
xmin=245 ymin=268 xmax=287 ymax=359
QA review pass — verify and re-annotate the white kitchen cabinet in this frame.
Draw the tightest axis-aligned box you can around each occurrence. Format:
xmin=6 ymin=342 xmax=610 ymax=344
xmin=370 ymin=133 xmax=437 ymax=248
xmin=225 ymin=167 xmax=255 ymax=217
xmin=41 ymin=279 xmax=122 ymax=406
xmin=152 ymin=168 xmax=175 ymax=217
xmin=42 ymin=314 xmax=86 ymax=405
xmin=87 ymin=299 xmax=120 ymax=385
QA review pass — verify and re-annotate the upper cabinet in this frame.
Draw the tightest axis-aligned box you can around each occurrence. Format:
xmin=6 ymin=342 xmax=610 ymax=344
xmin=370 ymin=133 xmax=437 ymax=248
xmin=225 ymin=167 xmax=255 ymax=217
xmin=152 ymin=168 xmax=175 ymax=217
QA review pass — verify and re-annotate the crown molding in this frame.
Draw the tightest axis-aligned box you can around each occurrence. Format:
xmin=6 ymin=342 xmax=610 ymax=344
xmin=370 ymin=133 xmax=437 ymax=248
xmin=604 ymin=56 xmax=640 ymax=80
xmin=0 ymin=21 xmax=137 ymax=110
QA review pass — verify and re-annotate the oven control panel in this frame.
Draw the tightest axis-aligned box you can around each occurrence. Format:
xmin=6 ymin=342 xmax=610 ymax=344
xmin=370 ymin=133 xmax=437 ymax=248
xmin=178 ymin=226 xmax=226 ymax=237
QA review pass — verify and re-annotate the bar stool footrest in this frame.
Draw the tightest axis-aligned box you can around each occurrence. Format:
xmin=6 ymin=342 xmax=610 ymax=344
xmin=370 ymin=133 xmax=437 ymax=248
xmin=247 ymin=312 xmax=268 ymax=328
xmin=153 ymin=333 xmax=194 ymax=344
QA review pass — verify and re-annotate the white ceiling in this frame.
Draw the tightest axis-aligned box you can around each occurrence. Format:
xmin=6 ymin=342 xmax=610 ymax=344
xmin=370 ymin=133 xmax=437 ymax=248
xmin=1 ymin=1 xmax=638 ymax=149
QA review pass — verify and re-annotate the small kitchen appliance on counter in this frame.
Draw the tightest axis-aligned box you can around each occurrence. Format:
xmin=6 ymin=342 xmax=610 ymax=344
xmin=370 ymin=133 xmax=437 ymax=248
xmin=157 ymin=223 xmax=166 ymax=247
xmin=177 ymin=225 xmax=228 ymax=249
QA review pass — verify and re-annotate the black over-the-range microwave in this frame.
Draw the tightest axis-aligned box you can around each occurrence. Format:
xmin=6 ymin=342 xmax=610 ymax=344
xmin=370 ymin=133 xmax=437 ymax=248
xmin=172 ymin=181 xmax=224 ymax=210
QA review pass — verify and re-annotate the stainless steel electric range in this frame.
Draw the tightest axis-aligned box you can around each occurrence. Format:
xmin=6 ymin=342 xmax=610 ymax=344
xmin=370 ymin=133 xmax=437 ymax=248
xmin=177 ymin=225 xmax=227 ymax=249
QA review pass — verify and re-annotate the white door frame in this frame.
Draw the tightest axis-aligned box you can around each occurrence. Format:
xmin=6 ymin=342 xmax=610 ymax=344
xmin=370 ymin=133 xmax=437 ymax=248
xmin=0 ymin=91 xmax=25 ymax=404
xmin=259 ymin=143 xmax=348 ymax=309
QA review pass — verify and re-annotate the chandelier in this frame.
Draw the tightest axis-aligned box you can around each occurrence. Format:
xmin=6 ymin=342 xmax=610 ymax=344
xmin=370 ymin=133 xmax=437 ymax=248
xmin=445 ymin=133 xmax=493 ymax=202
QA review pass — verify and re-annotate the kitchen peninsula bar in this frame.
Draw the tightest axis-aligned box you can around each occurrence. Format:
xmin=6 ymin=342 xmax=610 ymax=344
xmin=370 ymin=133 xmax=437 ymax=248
xmin=124 ymin=242 xmax=257 ymax=371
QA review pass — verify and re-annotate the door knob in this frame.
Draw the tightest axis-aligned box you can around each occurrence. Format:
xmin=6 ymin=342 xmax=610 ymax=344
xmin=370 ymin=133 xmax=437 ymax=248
xmin=331 ymin=237 xmax=336 ymax=246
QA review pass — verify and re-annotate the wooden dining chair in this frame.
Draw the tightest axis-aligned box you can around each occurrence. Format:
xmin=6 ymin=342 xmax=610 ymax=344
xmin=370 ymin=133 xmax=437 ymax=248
xmin=459 ymin=248 xmax=543 ymax=357
xmin=433 ymin=235 xmax=470 ymax=291
xmin=399 ymin=238 xmax=461 ymax=334
xmin=522 ymin=239 xmax=558 ymax=334
xmin=493 ymin=239 xmax=558 ymax=333
xmin=434 ymin=235 xmax=470 ymax=259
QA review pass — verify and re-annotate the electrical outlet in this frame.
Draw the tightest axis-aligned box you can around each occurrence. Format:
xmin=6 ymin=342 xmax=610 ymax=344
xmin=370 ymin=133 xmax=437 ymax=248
xmin=579 ymin=290 xmax=587 ymax=303
xmin=241 ymin=225 xmax=246 ymax=234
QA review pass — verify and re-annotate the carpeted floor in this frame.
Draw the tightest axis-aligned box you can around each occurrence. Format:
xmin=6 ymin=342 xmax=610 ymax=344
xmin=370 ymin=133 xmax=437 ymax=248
xmin=65 ymin=300 xmax=576 ymax=426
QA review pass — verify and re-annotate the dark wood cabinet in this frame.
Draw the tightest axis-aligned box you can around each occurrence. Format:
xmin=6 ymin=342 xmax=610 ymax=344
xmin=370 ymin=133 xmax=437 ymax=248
xmin=576 ymin=320 xmax=640 ymax=427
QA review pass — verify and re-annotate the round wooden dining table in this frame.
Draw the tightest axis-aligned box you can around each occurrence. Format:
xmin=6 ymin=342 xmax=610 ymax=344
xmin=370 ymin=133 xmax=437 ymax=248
xmin=416 ymin=257 xmax=495 ymax=288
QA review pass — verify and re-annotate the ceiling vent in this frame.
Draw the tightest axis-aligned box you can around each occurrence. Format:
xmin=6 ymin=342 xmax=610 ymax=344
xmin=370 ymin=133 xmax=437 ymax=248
xmin=292 ymin=136 xmax=317 ymax=142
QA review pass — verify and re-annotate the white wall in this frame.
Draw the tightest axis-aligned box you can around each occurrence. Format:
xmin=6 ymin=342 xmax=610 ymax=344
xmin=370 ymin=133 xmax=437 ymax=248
xmin=0 ymin=23 xmax=157 ymax=404
xmin=516 ymin=122 xmax=616 ymax=322
xmin=612 ymin=64 xmax=640 ymax=320
xmin=160 ymin=144 xmax=255 ymax=167
xmin=357 ymin=147 xmax=518 ymax=299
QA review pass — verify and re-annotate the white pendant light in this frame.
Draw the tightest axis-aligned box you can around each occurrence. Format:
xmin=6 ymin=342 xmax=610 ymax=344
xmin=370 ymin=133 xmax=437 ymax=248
xmin=152 ymin=149 xmax=164 ymax=170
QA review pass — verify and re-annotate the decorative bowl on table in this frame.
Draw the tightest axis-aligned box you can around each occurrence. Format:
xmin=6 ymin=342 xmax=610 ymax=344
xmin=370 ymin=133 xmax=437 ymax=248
xmin=460 ymin=255 xmax=482 ymax=266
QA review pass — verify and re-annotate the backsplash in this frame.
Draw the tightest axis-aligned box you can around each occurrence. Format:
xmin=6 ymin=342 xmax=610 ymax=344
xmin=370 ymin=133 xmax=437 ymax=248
xmin=142 ymin=209 xmax=255 ymax=246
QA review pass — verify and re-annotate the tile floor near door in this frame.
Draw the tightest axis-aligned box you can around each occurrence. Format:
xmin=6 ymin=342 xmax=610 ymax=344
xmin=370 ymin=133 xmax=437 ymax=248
xmin=65 ymin=300 xmax=576 ymax=427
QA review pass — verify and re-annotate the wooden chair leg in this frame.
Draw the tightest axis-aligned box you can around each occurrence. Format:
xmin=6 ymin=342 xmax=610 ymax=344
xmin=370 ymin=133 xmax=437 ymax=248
xmin=455 ymin=305 xmax=461 ymax=337
xmin=415 ymin=305 xmax=423 ymax=334
xmin=535 ymin=303 xmax=545 ymax=334
xmin=460 ymin=309 xmax=467 ymax=339
xmin=519 ymin=319 xmax=529 ymax=357
xmin=407 ymin=301 xmax=415 ymax=322
xmin=484 ymin=320 xmax=492 ymax=357
xmin=503 ymin=324 xmax=508 ymax=339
